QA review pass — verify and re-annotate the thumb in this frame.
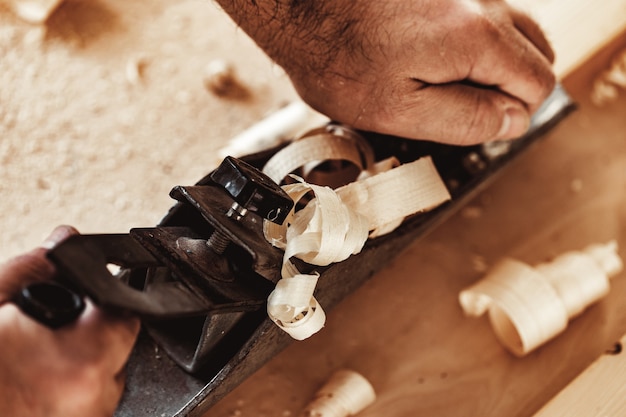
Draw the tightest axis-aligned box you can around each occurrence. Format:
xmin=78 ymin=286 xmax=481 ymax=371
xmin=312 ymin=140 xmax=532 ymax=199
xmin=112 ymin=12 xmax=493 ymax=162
xmin=0 ymin=226 xmax=78 ymax=303
xmin=378 ymin=83 xmax=532 ymax=145
xmin=41 ymin=225 xmax=79 ymax=249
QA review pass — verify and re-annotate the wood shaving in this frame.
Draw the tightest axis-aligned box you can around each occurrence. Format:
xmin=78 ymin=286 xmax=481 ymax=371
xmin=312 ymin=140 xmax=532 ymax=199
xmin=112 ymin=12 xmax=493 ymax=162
xmin=300 ymin=370 xmax=376 ymax=417
xmin=125 ymin=54 xmax=148 ymax=85
xmin=264 ymin=129 xmax=450 ymax=339
xmin=263 ymin=123 xmax=375 ymax=186
xmin=459 ymin=241 xmax=623 ymax=356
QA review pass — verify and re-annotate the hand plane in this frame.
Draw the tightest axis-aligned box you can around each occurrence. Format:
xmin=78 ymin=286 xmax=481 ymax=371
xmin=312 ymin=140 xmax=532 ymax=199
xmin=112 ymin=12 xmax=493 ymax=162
xmin=28 ymin=86 xmax=574 ymax=416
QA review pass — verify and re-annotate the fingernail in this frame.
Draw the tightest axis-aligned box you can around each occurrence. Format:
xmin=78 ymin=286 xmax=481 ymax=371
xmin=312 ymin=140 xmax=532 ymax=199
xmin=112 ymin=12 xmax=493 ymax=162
xmin=41 ymin=225 xmax=77 ymax=249
xmin=497 ymin=106 xmax=531 ymax=140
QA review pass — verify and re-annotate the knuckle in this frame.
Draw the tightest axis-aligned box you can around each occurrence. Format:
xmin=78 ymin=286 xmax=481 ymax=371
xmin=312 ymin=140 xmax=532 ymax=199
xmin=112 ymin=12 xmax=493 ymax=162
xmin=538 ymin=69 xmax=557 ymax=97
xmin=460 ymin=10 xmax=502 ymax=41
xmin=525 ymin=64 xmax=556 ymax=108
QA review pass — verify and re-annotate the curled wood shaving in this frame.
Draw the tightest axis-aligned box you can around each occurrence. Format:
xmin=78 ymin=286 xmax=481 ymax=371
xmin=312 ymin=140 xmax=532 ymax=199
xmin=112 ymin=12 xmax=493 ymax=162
xmin=591 ymin=48 xmax=626 ymax=106
xmin=300 ymin=370 xmax=376 ymax=417
xmin=459 ymin=241 xmax=623 ymax=356
xmin=267 ymin=273 xmax=326 ymax=341
xmin=263 ymin=125 xmax=375 ymax=185
xmin=265 ymin=179 xmax=370 ymax=339
xmin=264 ymin=127 xmax=451 ymax=339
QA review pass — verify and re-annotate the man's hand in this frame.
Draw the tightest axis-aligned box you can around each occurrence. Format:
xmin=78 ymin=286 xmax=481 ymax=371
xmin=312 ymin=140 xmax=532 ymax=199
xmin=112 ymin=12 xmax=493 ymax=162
xmin=0 ymin=226 xmax=140 ymax=417
xmin=217 ymin=0 xmax=556 ymax=145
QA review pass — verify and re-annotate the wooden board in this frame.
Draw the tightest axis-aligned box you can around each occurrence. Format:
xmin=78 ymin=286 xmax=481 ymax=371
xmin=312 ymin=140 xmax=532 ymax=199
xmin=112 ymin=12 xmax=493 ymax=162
xmin=533 ymin=334 xmax=626 ymax=416
xmin=205 ymin=72 xmax=626 ymax=417
xmin=204 ymin=6 xmax=626 ymax=417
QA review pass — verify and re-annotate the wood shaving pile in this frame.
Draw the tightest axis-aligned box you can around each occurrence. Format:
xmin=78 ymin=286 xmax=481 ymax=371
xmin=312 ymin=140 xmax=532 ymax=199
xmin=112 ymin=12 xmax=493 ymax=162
xmin=263 ymin=128 xmax=451 ymax=339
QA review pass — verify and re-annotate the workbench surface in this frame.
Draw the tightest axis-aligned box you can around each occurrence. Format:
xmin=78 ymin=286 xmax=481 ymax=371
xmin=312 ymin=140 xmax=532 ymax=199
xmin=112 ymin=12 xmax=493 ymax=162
xmin=206 ymin=38 xmax=626 ymax=417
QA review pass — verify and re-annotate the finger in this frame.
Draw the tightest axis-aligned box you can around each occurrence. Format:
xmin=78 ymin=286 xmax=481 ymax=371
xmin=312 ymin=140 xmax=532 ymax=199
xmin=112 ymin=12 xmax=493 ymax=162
xmin=99 ymin=369 xmax=127 ymax=417
xmin=509 ymin=7 xmax=555 ymax=64
xmin=0 ymin=249 xmax=54 ymax=303
xmin=70 ymin=302 xmax=140 ymax=373
xmin=98 ymin=312 xmax=140 ymax=373
xmin=363 ymin=81 xmax=531 ymax=145
xmin=13 ymin=297 xmax=140 ymax=374
xmin=466 ymin=17 xmax=556 ymax=113
xmin=41 ymin=225 xmax=79 ymax=249
xmin=5 ymin=299 xmax=137 ymax=390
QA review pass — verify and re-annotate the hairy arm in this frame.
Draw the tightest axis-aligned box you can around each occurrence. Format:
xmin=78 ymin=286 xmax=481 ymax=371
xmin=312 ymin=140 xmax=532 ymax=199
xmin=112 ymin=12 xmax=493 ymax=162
xmin=215 ymin=0 xmax=556 ymax=145
xmin=216 ymin=1 xmax=358 ymax=75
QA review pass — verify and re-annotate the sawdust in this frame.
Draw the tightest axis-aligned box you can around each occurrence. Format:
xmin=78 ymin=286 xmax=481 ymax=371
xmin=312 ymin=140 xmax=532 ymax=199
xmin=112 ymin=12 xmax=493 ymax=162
xmin=0 ymin=0 xmax=298 ymax=261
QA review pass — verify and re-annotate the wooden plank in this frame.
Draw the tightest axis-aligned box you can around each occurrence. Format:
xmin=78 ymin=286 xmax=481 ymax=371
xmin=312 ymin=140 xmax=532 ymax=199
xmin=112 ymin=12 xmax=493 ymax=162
xmin=207 ymin=42 xmax=626 ymax=417
xmin=205 ymin=3 xmax=626 ymax=417
xmin=533 ymin=335 xmax=626 ymax=416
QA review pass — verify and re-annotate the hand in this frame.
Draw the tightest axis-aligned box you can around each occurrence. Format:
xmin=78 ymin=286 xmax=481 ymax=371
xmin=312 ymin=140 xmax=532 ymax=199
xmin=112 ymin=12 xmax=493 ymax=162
xmin=0 ymin=226 xmax=140 ymax=417
xmin=217 ymin=0 xmax=556 ymax=145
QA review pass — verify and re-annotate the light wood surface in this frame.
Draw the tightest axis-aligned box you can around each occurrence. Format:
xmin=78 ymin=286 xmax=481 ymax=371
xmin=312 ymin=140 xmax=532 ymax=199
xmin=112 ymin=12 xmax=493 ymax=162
xmin=534 ymin=333 xmax=626 ymax=416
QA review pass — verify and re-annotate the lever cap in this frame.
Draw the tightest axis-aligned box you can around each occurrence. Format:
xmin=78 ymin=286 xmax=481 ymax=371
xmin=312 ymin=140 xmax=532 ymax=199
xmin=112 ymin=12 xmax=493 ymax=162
xmin=210 ymin=156 xmax=294 ymax=224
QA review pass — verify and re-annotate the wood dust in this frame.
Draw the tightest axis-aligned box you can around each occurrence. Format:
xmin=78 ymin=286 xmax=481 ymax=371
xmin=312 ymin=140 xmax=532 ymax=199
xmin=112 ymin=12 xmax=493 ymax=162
xmin=0 ymin=0 xmax=298 ymax=261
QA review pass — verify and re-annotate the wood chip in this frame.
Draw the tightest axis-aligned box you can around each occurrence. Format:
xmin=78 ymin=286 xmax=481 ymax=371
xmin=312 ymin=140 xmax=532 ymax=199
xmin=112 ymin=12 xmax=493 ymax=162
xmin=125 ymin=54 xmax=148 ymax=85
xmin=300 ymin=370 xmax=376 ymax=417
xmin=203 ymin=59 xmax=249 ymax=99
